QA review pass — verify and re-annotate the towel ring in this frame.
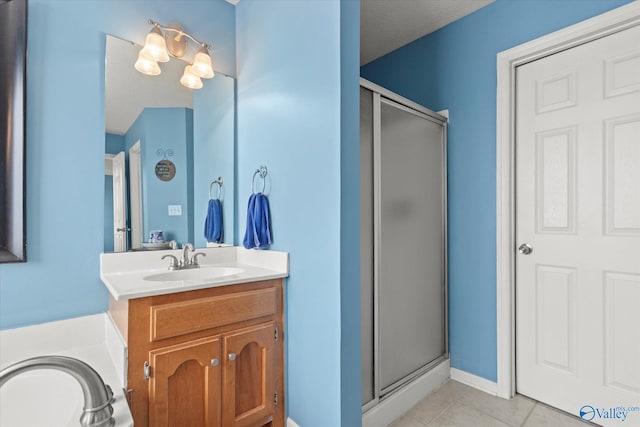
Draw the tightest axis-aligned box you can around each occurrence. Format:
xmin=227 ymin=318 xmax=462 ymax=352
xmin=209 ymin=177 xmax=223 ymax=200
xmin=251 ymin=165 xmax=268 ymax=194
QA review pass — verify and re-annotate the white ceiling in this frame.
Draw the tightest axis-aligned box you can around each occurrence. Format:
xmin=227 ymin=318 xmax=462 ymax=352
xmin=361 ymin=0 xmax=495 ymax=65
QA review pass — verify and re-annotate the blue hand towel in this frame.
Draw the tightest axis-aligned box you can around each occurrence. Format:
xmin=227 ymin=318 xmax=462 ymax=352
xmin=255 ymin=193 xmax=272 ymax=249
xmin=243 ymin=193 xmax=272 ymax=249
xmin=204 ymin=198 xmax=223 ymax=243
xmin=242 ymin=194 xmax=257 ymax=249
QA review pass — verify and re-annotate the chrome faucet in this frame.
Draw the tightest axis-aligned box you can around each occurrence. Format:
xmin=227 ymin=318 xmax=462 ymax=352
xmin=0 ymin=355 xmax=116 ymax=427
xmin=161 ymin=243 xmax=206 ymax=270
xmin=181 ymin=243 xmax=194 ymax=267
xmin=161 ymin=254 xmax=180 ymax=270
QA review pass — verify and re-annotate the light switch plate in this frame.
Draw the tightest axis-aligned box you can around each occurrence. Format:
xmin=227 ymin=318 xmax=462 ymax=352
xmin=168 ymin=205 xmax=182 ymax=216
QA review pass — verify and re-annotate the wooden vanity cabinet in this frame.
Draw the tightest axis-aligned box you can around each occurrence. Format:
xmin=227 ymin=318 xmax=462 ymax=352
xmin=149 ymin=336 xmax=222 ymax=427
xmin=109 ymin=279 xmax=284 ymax=427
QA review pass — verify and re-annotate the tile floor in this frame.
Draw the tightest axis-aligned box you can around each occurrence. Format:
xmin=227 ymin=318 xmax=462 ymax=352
xmin=389 ymin=380 xmax=589 ymax=427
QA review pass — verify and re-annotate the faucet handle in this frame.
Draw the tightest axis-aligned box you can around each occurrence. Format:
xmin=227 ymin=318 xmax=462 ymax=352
xmin=161 ymin=254 xmax=179 ymax=270
xmin=190 ymin=252 xmax=206 ymax=267
xmin=105 ymin=384 xmax=115 ymax=404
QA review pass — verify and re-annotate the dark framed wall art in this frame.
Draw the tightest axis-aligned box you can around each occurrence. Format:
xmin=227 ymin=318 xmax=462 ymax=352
xmin=1 ymin=0 xmax=27 ymax=263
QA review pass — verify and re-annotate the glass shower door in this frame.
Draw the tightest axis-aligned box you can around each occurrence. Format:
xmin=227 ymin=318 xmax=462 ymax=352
xmin=361 ymin=81 xmax=447 ymax=410
xmin=360 ymin=86 xmax=375 ymax=406
xmin=378 ymin=98 xmax=446 ymax=393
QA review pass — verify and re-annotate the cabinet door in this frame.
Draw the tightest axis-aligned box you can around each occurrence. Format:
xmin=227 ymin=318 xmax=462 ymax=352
xmin=222 ymin=322 xmax=276 ymax=427
xmin=149 ymin=336 xmax=221 ymax=427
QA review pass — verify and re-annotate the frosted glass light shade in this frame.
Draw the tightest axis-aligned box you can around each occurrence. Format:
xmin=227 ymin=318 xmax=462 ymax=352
xmin=180 ymin=65 xmax=203 ymax=89
xmin=191 ymin=47 xmax=214 ymax=79
xmin=140 ymin=27 xmax=169 ymax=63
xmin=134 ymin=51 xmax=161 ymax=76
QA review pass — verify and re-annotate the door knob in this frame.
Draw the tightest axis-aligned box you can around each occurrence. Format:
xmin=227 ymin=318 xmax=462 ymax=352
xmin=228 ymin=353 xmax=236 ymax=361
xmin=518 ymin=243 xmax=533 ymax=255
xmin=211 ymin=358 xmax=219 ymax=367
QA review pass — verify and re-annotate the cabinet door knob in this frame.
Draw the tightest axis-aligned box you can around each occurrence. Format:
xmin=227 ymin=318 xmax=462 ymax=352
xmin=211 ymin=358 xmax=219 ymax=367
xmin=228 ymin=353 xmax=236 ymax=361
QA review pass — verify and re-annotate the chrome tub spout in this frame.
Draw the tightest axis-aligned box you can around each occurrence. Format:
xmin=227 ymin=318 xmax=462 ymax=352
xmin=0 ymin=355 xmax=115 ymax=427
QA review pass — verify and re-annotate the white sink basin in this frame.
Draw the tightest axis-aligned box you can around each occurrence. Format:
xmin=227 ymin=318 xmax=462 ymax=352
xmin=143 ymin=266 xmax=245 ymax=282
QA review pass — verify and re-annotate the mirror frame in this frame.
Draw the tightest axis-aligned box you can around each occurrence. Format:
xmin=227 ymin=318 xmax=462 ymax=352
xmin=0 ymin=0 xmax=27 ymax=263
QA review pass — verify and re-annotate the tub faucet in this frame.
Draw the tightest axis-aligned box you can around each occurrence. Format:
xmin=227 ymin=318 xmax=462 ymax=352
xmin=0 ymin=355 xmax=115 ymax=427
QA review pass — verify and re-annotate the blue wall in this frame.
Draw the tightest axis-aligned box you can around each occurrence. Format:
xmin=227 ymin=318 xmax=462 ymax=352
xmin=105 ymin=133 xmax=125 ymax=155
xmin=125 ymin=107 xmax=194 ymax=245
xmin=0 ymin=0 xmax=235 ymax=330
xmin=235 ymin=0 xmax=359 ymax=425
xmin=361 ymin=0 xmax=632 ymax=382
xmin=193 ymin=76 xmax=236 ymax=247
xmin=339 ymin=0 xmax=362 ymax=425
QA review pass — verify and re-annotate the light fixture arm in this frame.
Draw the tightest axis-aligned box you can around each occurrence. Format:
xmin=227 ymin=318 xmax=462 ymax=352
xmin=148 ymin=19 xmax=211 ymax=51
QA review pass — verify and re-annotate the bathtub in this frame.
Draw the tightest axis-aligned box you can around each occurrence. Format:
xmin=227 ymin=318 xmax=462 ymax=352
xmin=1 ymin=369 xmax=85 ymax=426
xmin=0 ymin=314 xmax=132 ymax=427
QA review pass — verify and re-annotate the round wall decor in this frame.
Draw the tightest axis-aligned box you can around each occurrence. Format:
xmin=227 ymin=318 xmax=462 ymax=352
xmin=155 ymin=159 xmax=176 ymax=181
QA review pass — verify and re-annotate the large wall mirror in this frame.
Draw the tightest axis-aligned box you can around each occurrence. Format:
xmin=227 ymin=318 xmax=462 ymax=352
xmin=104 ymin=35 xmax=235 ymax=253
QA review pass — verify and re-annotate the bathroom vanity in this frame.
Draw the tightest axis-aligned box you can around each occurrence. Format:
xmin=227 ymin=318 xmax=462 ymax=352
xmin=101 ymin=247 xmax=288 ymax=427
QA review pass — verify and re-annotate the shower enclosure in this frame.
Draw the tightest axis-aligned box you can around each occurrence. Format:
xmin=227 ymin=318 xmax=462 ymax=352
xmin=360 ymin=78 xmax=448 ymax=412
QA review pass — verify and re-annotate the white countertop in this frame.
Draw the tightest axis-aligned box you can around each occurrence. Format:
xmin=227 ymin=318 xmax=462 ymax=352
xmin=101 ymin=246 xmax=289 ymax=300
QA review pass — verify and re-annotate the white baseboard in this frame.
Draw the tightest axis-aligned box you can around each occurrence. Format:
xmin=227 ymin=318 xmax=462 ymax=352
xmin=287 ymin=418 xmax=300 ymax=427
xmin=450 ymin=367 xmax=498 ymax=396
xmin=362 ymin=359 xmax=450 ymax=427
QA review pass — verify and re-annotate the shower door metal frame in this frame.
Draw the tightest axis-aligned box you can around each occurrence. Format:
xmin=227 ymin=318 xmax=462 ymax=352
xmin=361 ymin=78 xmax=449 ymax=412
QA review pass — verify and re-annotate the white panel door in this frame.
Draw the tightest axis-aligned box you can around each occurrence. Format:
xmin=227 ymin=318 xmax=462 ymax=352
xmin=129 ymin=141 xmax=142 ymax=250
xmin=112 ymin=151 xmax=127 ymax=252
xmin=516 ymin=24 xmax=640 ymax=425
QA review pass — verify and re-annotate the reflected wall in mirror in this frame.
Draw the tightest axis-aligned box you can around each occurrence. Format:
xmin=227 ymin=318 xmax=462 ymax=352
xmin=104 ymin=35 xmax=235 ymax=252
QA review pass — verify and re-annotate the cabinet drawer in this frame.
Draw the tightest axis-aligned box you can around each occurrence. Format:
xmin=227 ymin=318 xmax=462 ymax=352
xmin=150 ymin=287 xmax=277 ymax=342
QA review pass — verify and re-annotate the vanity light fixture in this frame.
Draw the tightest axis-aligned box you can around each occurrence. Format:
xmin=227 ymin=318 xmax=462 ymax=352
xmin=134 ymin=50 xmax=162 ymax=76
xmin=180 ymin=65 xmax=204 ymax=89
xmin=139 ymin=25 xmax=170 ymax=63
xmin=134 ymin=19 xmax=215 ymax=89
